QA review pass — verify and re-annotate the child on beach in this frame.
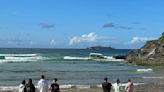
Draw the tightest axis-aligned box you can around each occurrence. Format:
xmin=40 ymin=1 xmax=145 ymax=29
xmin=113 ymin=79 xmax=122 ymax=92
xmin=19 ymin=80 xmax=26 ymax=92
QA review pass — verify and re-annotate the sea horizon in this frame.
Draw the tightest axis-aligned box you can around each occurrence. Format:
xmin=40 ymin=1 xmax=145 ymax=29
xmin=0 ymin=47 xmax=133 ymax=50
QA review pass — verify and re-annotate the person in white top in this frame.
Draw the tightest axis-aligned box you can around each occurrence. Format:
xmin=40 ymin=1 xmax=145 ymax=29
xmin=113 ymin=79 xmax=122 ymax=92
xmin=37 ymin=75 xmax=48 ymax=92
xmin=19 ymin=80 xmax=26 ymax=92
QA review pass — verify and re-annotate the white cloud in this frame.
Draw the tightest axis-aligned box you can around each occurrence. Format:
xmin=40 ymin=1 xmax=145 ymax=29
xmin=128 ymin=37 xmax=157 ymax=44
xmin=29 ymin=41 xmax=37 ymax=45
xmin=69 ymin=32 xmax=97 ymax=45
xmin=50 ymin=40 xmax=56 ymax=45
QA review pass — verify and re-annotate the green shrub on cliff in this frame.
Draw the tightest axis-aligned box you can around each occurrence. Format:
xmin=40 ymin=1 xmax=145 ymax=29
xmin=159 ymin=32 xmax=164 ymax=43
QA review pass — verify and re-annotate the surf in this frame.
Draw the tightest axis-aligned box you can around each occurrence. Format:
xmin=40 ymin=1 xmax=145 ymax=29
xmin=63 ymin=56 xmax=124 ymax=61
xmin=0 ymin=53 xmax=45 ymax=63
xmin=63 ymin=56 xmax=89 ymax=60
xmin=137 ymin=68 xmax=153 ymax=72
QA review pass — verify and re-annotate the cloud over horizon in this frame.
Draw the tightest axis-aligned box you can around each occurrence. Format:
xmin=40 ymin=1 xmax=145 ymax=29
xmin=39 ymin=23 xmax=55 ymax=29
xmin=69 ymin=32 xmax=112 ymax=46
xmin=69 ymin=32 xmax=97 ymax=45
xmin=128 ymin=37 xmax=157 ymax=45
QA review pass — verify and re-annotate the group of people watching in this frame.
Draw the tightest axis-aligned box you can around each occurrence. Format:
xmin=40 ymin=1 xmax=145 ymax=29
xmin=19 ymin=75 xmax=59 ymax=92
xmin=102 ymin=77 xmax=134 ymax=92
xmin=19 ymin=75 xmax=133 ymax=92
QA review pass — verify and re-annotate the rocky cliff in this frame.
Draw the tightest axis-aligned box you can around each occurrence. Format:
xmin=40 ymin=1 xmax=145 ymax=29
xmin=126 ymin=32 xmax=164 ymax=65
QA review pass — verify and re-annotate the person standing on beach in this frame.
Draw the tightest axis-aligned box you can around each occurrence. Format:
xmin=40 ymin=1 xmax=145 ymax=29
xmin=49 ymin=78 xmax=60 ymax=92
xmin=113 ymin=79 xmax=122 ymax=92
xmin=125 ymin=79 xmax=134 ymax=92
xmin=37 ymin=75 xmax=48 ymax=92
xmin=26 ymin=78 xmax=35 ymax=92
xmin=102 ymin=77 xmax=112 ymax=92
xmin=19 ymin=80 xmax=27 ymax=92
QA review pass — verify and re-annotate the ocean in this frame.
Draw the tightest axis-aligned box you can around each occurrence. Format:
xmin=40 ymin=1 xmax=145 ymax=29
xmin=0 ymin=48 xmax=163 ymax=88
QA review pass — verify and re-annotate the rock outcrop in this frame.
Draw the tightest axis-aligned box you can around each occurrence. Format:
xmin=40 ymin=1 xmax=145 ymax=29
xmin=126 ymin=32 xmax=164 ymax=65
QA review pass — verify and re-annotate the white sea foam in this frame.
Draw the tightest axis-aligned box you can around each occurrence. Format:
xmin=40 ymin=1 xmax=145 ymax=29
xmin=143 ymin=76 xmax=163 ymax=79
xmin=0 ymin=53 xmax=45 ymax=63
xmin=137 ymin=68 xmax=153 ymax=72
xmin=0 ymin=86 xmax=18 ymax=91
xmin=76 ymin=85 xmax=91 ymax=89
xmin=63 ymin=56 xmax=124 ymax=61
xmin=106 ymin=56 xmax=114 ymax=59
xmin=121 ymin=83 xmax=144 ymax=86
xmin=60 ymin=84 xmax=73 ymax=88
xmin=64 ymin=56 xmax=89 ymax=60
xmin=0 ymin=54 xmax=37 ymax=57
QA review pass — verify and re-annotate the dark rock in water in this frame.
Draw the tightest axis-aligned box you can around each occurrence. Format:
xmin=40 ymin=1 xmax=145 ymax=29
xmin=87 ymin=46 xmax=114 ymax=50
xmin=126 ymin=32 xmax=164 ymax=65
xmin=113 ymin=55 xmax=126 ymax=59
xmin=0 ymin=56 xmax=5 ymax=59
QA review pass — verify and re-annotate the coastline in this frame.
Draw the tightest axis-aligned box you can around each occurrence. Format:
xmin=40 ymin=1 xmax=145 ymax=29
xmin=0 ymin=48 xmax=164 ymax=92
xmin=1 ymin=84 xmax=164 ymax=92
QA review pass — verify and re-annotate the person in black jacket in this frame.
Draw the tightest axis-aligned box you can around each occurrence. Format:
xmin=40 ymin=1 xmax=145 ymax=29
xmin=26 ymin=78 xmax=35 ymax=92
xmin=102 ymin=77 xmax=112 ymax=92
xmin=49 ymin=78 xmax=60 ymax=92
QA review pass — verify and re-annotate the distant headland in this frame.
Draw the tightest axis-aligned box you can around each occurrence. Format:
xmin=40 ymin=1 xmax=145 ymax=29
xmin=126 ymin=32 xmax=164 ymax=65
xmin=86 ymin=46 xmax=115 ymax=50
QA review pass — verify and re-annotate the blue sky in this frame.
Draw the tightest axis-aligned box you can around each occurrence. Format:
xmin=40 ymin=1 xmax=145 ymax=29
xmin=0 ymin=0 xmax=164 ymax=49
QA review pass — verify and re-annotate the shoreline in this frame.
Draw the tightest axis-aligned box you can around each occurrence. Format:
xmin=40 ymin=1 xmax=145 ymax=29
xmin=0 ymin=82 xmax=164 ymax=92
xmin=1 ymin=82 xmax=163 ymax=92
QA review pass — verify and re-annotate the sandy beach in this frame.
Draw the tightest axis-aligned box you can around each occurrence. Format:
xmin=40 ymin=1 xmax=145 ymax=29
xmin=1 ymin=82 xmax=164 ymax=92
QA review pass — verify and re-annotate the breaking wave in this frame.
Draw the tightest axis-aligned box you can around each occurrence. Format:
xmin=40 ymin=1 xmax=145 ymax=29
xmin=63 ymin=56 xmax=124 ymax=61
xmin=63 ymin=56 xmax=89 ymax=60
xmin=0 ymin=54 xmax=45 ymax=63
xmin=143 ymin=76 xmax=163 ymax=79
xmin=137 ymin=68 xmax=153 ymax=72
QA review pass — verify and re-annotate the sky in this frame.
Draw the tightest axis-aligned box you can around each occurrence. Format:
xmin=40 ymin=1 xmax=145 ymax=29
xmin=0 ymin=0 xmax=164 ymax=49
